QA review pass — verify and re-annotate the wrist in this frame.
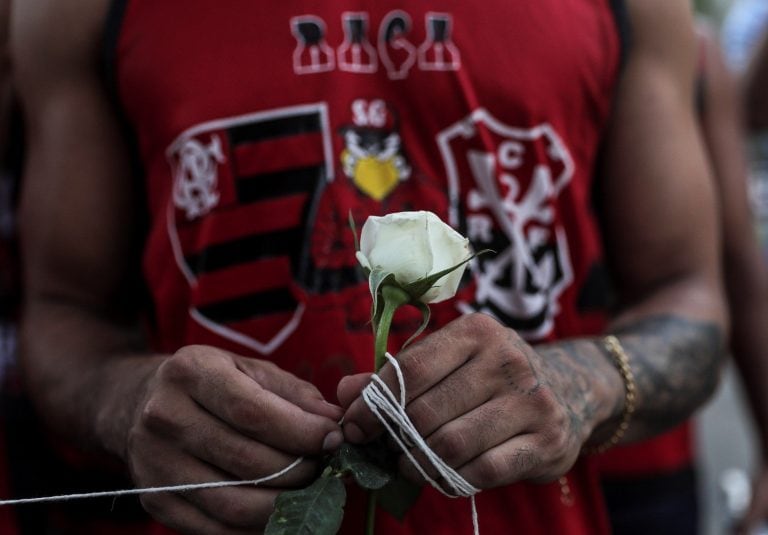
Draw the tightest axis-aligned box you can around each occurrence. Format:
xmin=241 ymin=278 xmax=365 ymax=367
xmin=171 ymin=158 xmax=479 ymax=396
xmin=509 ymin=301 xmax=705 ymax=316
xmin=584 ymin=336 xmax=635 ymax=453
xmin=93 ymin=355 xmax=165 ymax=460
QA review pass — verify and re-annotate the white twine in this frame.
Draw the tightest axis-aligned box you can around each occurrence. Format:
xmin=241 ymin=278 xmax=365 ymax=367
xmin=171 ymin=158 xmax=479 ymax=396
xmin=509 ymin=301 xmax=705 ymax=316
xmin=0 ymin=352 xmax=480 ymax=534
xmin=0 ymin=457 xmax=303 ymax=506
xmin=362 ymin=352 xmax=480 ymax=535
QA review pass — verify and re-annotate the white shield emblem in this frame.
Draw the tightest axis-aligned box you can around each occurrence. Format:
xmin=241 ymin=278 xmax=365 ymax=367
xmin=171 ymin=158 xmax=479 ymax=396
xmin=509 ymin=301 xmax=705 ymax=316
xmin=437 ymin=108 xmax=575 ymax=339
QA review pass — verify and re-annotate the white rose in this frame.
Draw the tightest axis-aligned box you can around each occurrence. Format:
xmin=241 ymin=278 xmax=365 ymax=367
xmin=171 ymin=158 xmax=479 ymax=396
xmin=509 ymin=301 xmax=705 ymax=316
xmin=355 ymin=210 xmax=471 ymax=303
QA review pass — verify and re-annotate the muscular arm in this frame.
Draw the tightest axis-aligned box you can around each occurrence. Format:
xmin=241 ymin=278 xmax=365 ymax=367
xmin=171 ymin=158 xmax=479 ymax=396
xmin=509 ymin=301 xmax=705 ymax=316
xmin=13 ymin=1 xmax=342 ymax=532
xmin=589 ymin=0 xmax=726 ymax=441
xmin=533 ymin=0 xmax=728 ymax=446
xmin=13 ymin=0 xmax=153 ymax=454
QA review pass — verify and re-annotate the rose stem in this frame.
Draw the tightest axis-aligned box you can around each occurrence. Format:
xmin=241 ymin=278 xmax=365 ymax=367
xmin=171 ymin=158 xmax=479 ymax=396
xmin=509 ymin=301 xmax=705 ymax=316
xmin=368 ymin=284 xmax=410 ymax=534
xmin=373 ymin=285 xmax=410 ymax=371
xmin=365 ymin=489 xmax=378 ymax=535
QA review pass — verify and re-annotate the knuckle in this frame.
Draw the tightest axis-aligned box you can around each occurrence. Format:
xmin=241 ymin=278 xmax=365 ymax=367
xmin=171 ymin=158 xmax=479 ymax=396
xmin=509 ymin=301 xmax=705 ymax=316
xmin=528 ymin=384 xmax=560 ymax=413
xmin=509 ymin=446 xmax=541 ymax=479
xmin=539 ymin=422 xmax=569 ymax=458
xmin=140 ymin=395 xmax=173 ymax=430
xmin=430 ymin=429 xmax=469 ymax=467
xmin=227 ymin=395 xmax=266 ymax=434
xmin=159 ymin=350 xmax=200 ymax=383
xmin=406 ymin=397 xmax=439 ymax=434
xmin=399 ymin=354 xmax=430 ymax=387
xmin=462 ymin=312 xmax=502 ymax=336
xmin=249 ymin=359 xmax=279 ymax=385
xmin=476 ymin=446 xmax=542 ymax=487
xmin=474 ymin=449 xmax=507 ymax=487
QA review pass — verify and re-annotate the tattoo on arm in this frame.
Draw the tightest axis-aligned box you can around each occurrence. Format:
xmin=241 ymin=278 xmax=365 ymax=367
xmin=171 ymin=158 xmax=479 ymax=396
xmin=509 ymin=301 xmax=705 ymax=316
xmin=528 ymin=314 xmax=724 ymax=446
xmin=534 ymin=338 xmax=612 ymax=445
xmin=612 ymin=314 xmax=725 ymax=437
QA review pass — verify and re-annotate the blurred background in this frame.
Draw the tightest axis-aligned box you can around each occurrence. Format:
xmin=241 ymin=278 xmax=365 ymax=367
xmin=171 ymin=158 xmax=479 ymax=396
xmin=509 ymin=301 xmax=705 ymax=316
xmin=694 ymin=1 xmax=768 ymax=534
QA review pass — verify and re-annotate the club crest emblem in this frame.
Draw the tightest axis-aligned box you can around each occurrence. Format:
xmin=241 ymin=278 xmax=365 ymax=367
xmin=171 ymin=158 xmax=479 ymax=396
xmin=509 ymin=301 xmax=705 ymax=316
xmin=437 ymin=108 xmax=575 ymax=339
xmin=165 ymin=103 xmax=334 ymax=354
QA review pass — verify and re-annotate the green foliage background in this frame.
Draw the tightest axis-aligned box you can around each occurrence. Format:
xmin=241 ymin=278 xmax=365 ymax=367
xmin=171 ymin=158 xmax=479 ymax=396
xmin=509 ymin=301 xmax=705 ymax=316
xmin=695 ymin=0 xmax=734 ymax=24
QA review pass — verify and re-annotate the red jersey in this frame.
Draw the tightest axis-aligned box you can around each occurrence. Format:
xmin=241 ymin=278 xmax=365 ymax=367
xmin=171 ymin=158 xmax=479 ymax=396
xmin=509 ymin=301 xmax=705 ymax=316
xmin=110 ymin=1 xmax=624 ymax=533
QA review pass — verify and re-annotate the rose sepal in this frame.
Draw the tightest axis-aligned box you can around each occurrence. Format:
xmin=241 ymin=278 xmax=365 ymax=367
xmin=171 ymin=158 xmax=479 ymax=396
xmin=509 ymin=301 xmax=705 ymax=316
xmin=400 ymin=249 xmax=492 ymax=303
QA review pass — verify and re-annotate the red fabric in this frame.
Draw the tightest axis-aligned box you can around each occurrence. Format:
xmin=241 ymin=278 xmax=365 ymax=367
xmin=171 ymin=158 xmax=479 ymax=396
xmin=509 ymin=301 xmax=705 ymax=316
xmin=595 ymin=422 xmax=694 ymax=477
xmin=115 ymin=1 xmax=622 ymax=533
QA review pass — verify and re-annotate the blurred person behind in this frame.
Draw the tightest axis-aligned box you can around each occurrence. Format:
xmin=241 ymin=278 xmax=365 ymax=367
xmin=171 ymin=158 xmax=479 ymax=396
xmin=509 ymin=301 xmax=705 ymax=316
xmin=698 ymin=22 xmax=768 ymax=535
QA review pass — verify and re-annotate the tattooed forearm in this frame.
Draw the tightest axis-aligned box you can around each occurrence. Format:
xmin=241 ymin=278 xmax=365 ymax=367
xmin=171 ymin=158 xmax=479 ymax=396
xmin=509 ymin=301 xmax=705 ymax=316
xmin=610 ymin=314 xmax=725 ymax=438
xmin=528 ymin=314 xmax=724 ymax=449
xmin=532 ymin=339 xmax=622 ymax=446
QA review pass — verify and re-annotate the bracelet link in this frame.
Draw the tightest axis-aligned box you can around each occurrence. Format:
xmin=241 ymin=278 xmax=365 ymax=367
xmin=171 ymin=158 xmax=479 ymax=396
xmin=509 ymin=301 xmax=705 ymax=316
xmin=585 ymin=335 xmax=636 ymax=454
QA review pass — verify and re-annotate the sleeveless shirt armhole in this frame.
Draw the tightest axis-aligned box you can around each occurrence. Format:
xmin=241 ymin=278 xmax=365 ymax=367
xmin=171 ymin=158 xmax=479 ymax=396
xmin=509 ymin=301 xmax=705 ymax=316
xmin=609 ymin=0 xmax=631 ymax=71
xmin=590 ymin=0 xmax=632 ymax=236
xmin=101 ymin=0 xmax=129 ymax=103
xmin=98 ymin=0 xmax=156 ymax=327
xmin=98 ymin=0 xmax=146 ymax=184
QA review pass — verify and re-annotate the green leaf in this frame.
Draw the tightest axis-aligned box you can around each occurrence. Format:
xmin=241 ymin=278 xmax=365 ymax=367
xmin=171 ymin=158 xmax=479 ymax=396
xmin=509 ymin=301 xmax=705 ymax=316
xmin=377 ymin=474 xmax=422 ymax=522
xmin=348 ymin=211 xmax=360 ymax=253
xmin=264 ymin=474 xmax=346 ymax=535
xmin=332 ymin=443 xmax=391 ymax=490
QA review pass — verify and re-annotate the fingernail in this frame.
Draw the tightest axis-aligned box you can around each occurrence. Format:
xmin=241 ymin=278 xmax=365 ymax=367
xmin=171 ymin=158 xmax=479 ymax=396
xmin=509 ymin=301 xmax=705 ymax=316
xmin=322 ymin=430 xmax=343 ymax=451
xmin=344 ymin=422 xmax=365 ymax=444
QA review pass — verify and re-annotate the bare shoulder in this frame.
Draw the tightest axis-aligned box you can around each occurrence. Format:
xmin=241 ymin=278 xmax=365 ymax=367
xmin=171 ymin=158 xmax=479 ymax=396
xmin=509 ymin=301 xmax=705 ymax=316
xmin=11 ymin=0 xmax=139 ymax=305
xmin=599 ymin=0 xmax=722 ymax=314
xmin=623 ymin=0 xmax=696 ymax=76
xmin=11 ymin=0 xmax=112 ymax=89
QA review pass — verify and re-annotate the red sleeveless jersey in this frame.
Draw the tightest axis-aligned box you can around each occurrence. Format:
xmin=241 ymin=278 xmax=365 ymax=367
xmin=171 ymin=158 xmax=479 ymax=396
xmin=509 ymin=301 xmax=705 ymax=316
xmin=110 ymin=1 xmax=623 ymax=533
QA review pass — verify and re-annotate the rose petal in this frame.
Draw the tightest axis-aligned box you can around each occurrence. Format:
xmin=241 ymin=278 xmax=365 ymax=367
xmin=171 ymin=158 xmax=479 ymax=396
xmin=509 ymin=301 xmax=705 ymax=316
xmin=420 ymin=212 xmax=470 ymax=303
xmin=360 ymin=212 xmax=434 ymax=286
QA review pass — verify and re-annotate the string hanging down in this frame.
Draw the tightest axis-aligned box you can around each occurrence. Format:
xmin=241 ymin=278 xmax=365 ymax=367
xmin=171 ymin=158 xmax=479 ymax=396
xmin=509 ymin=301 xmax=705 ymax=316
xmin=361 ymin=352 xmax=481 ymax=534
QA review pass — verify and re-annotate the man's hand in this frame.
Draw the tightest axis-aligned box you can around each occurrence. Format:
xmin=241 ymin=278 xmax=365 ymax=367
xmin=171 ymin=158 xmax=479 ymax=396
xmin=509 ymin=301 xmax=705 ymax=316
xmin=337 ymin=314 xmax=622 ymax=489
xmin=128 ymin=345 xmax=343 ymax=535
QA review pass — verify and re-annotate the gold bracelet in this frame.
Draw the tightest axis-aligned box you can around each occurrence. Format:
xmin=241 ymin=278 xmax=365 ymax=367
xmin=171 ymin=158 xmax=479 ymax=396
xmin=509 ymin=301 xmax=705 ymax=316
xmin=585 ymin=335 xmax=636 ymax=454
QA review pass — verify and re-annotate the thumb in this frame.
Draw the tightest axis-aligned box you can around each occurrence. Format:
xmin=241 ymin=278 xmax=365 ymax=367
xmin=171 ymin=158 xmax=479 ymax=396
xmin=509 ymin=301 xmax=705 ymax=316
xmin=337 ymin=373 xmax=374 ymax=409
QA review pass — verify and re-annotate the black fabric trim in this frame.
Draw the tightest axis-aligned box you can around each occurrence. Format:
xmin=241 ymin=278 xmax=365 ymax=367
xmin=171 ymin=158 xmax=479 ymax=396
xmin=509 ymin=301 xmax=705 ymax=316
xmin=100 ymin=0 xmax=142 ymax=180
xmin=197 ymin=288 xmax=298 ymax=323
xmin=99 ymin=0 xmax=156 ymax=328
xmin=590 ymin=0 xmax=633 ymax=250
xmin=101 ymin=0 xmax=128 ymax=87
xmin=609 ymin=0 xmax=631 ymax=71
